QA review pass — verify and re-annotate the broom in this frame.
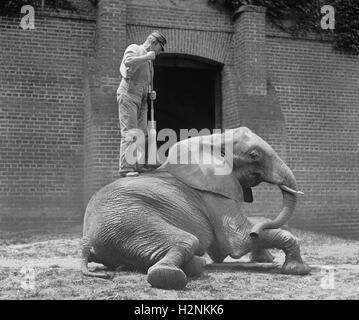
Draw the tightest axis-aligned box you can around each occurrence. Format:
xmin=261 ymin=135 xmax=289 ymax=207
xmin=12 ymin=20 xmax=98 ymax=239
xmin=147 ymin=61 xmax=157 ymax=166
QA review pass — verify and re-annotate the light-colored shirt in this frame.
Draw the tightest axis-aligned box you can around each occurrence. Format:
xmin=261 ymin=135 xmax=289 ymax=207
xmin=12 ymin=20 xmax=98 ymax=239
xmin=119 ymin=44 xmax=152 ymax=84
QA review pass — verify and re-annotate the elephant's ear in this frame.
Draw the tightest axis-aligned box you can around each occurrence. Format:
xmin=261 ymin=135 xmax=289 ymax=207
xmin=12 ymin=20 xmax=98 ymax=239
xmin=159 ymin=135 xmax=244 ymax=202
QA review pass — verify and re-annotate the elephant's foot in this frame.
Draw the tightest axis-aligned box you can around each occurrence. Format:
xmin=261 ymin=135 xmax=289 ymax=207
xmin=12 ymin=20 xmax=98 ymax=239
xmin=282 ymin=259 xmax=310 ymax=275
xmin=282 ymin=243 xmax=310 ymax=275
xmin=147 ymin=261 xmax=187 ymax=290
xmin=249 ymin=249 xmax=274 ymax=263
xmin=81 ymin=260 xmax=114 ymax=279
xmin=147 ymin=233 xmax=199 ymax=289
xmin=182 ymin=256 xmax=206 ymax=277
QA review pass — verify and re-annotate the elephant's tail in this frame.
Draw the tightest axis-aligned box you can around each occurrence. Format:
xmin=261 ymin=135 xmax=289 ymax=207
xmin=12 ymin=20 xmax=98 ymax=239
xmin=81 ymin=237 xmax=113 ymax=279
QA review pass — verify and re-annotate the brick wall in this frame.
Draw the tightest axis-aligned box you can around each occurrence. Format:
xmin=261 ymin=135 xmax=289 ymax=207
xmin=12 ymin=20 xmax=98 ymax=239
xmin=0 ymin=3 xmax=96 ymax=230
xmin=83 ymin=0 xmax=127 ymax=204
xmin=266 ymin=24 xmax=359 ymax=238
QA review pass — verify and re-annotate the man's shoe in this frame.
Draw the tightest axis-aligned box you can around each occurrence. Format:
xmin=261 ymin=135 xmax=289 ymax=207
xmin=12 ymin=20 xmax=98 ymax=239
xmin=126 ymin=171 xmax=139 ymax=177
xmin=119 ymin=170 xmax=139 ymax=177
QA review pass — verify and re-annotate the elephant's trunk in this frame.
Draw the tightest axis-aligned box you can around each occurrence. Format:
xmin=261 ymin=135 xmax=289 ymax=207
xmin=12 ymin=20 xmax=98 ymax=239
xmin=250 ymin=158 xmax=303 ymax=237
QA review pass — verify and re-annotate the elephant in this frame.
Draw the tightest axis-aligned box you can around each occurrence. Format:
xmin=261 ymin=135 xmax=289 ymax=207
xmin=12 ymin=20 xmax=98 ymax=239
xmin=81 ymin=127 xmax=310 ymax=289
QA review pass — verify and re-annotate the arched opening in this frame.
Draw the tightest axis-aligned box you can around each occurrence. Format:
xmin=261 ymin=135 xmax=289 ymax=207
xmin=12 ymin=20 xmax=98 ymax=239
xmin=151 ymin=54 xmax=223 ymax=146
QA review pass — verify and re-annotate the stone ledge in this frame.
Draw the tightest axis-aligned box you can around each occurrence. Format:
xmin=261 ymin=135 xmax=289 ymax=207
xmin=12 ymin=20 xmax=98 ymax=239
xmin=233 ymin=5 xmax=267 ymax=20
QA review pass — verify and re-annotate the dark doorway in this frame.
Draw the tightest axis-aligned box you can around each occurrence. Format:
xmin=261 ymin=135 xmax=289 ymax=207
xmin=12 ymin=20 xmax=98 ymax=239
xmin=151 ymin=54 xmax=222 ymax=146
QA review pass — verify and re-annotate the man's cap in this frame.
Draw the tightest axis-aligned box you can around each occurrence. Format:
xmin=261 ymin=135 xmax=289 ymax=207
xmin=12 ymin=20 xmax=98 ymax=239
xmin=150 ymin=31 xmax=167 ymax=51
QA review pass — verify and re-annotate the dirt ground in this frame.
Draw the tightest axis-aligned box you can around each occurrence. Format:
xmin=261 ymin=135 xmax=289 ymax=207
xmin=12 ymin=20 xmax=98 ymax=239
xmin=0 ymin=225 xmax=358 ymax=300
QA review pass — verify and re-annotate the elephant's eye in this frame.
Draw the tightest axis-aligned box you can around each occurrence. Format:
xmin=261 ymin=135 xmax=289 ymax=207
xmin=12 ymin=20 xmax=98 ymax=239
xmin=249 ymin=150 xmax=260 ymax=160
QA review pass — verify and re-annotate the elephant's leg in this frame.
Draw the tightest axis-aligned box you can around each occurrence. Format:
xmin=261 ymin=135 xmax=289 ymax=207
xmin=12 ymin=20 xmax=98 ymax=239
xmin=147 ymin=232 xmax=200 ymax=290
xmin=88 ymin=246 xmax=124 ymax=271
xmin=81 ymin=236 xmax=113 ymax=279
xmin=249 ymin=249 xmax=274 ymax=263
xmin=88 ymin=248 xmax=105 ymax=264
xmin=182 ymin=255 xmax=206 ymax=277
xmin=252 ymin=229 xmax=310 ymax=275
xmin=86 ymin=250 xmax=113 ymax=272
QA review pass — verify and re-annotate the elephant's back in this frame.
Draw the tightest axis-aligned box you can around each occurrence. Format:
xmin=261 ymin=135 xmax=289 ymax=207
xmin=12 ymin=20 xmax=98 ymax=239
xmin=83 ymin=172 xmax=213 ymax=251
xmin=96 ymin=172 xmax=197 ymax=204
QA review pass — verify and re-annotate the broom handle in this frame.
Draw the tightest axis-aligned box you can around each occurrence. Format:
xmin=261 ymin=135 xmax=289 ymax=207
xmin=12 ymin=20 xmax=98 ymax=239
xmin=150 ymin=100 xmax=154 ymax=123
xmin=149 ymin=61 xmax=155 ymax=124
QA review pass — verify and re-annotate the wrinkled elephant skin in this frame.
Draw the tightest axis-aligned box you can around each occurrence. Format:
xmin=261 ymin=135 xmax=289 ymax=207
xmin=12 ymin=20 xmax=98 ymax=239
xmin=81 ymin=127 xmax=310 ymax=289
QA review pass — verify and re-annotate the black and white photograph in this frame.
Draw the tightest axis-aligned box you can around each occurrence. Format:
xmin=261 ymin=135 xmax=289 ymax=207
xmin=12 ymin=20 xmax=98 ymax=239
xmin=0 ymin=0 xmax=358 ymax=302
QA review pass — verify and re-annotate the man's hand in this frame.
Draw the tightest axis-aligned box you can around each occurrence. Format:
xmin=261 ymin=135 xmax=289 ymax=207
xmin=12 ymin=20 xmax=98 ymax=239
xmin=149 ymin=90 xmax=156 ymax=100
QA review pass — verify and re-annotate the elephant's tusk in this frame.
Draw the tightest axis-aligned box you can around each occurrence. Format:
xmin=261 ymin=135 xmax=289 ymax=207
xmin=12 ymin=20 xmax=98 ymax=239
xmin=280 ymin=185 xmax=304 ymax=195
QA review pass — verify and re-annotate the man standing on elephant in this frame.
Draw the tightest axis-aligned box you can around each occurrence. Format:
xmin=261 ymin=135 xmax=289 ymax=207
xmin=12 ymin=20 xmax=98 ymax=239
xmin=117 ymin=31 xmax=167 ymax=177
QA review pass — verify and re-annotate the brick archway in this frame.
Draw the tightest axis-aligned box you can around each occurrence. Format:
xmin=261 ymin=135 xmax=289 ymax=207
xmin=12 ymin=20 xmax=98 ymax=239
xmin=126 ymin=26 xmax=232 ymax=65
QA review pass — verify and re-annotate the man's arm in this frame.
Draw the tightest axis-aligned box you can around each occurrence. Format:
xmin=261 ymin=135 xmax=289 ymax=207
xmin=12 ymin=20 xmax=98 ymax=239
xmin=124 ymin=51 xmax=155 ymax=67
